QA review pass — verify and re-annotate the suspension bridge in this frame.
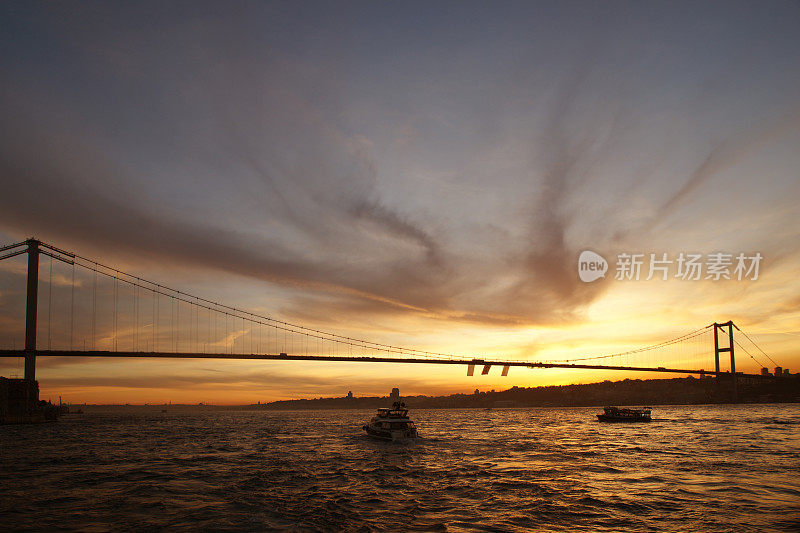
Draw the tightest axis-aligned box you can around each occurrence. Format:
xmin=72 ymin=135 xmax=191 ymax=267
xmin=0 ymin=239 xmax=785 ymax=401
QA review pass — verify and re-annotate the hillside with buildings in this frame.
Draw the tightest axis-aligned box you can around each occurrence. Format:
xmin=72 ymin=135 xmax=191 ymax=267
xmin=257 ymin=374 xmax=798 ymax=410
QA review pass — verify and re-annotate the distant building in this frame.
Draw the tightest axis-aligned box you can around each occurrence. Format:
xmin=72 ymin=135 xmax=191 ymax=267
xmin=390 ymin=388 xmax=400 ymax=399
xmin=347 ymin=391 xmax=353 ymax=399
xmin=1 ymin=377 xmax=39 ymax=421
xmin=775 ymin=367 xmax=782 ymax=377
xmin=761 ymin=367 xmax=770 ymax=376
xmin=1 ymin=377 xmax=58 ymax=424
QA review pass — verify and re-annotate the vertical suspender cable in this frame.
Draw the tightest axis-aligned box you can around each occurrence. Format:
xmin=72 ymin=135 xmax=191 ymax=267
xmin=191 ymin=299 xmax=194 ymax=353
xmin=198 ymin=300 xmax=201 ymax=353
xmin=154 ymin=288 xmax=159 ymax=353
xmin=48 ymin=256 xmax=52 ymax=350
xmin=133 ymin=283 xmax=138 ymax=351
xmin=92 ymin=265 xmax=97 ymax=351
xmin=134 ymin=284 xmax=138 ymax=352
xmin=194 ymin=297 xmax=200 ymax=352
xmin=113 ymin=276 xmax=118 ymax=351
xmin=70 ymin=262 xmax=75 ymax=350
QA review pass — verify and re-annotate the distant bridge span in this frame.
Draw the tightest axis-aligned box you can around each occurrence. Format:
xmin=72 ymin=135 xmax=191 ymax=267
xmin=0 ymin=239 xmax=784 ymax=401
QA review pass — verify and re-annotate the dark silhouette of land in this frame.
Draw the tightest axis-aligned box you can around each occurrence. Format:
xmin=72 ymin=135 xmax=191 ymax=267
xmin=257 ymin=375 xmax=800 ymax=410
xmin=6 ymin=375 xmax=796 ymax=414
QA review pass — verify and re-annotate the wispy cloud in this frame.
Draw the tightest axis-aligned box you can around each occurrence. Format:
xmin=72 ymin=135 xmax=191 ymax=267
xmin=1 ymin=0 xmax=799 ymax=346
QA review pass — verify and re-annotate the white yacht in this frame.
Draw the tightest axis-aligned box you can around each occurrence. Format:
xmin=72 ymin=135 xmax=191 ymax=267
xmin=596 ymin=406 xmax=652 ymax=422
xmin=363 ymin=401 xmax=419 ymax=441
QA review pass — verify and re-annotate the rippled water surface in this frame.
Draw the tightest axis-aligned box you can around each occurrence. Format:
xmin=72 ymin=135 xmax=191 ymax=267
xmin=2 ymin=404 xmax=799 ymax=531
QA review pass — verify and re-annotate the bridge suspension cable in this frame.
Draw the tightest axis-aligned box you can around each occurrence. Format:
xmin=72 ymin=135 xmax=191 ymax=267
xmin=732 ymin=338 xmax=766 ymax=369
xmin=734 ymin=326 xmax=779 ymax=367
xmin=546 ymin=325 xmax=712 ymax=363
xmin=25 ymin=239 xmax=468 ymax=360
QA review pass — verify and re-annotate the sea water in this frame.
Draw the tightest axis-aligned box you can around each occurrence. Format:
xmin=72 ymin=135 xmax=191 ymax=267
xmin=1 ymin=404 xmax=798 ymax=531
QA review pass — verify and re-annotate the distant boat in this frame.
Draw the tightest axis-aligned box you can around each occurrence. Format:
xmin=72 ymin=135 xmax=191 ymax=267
xmin=597 ymin=406 xmax=652 ymax=422
xmin=363 ymin=401 xmax=419 ymax=441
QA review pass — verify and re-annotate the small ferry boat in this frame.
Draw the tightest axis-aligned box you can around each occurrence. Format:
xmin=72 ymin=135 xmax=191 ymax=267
xmin=363 ymin=401 xmax=419 ymax=441
xmin=596 ymin=406 xmax=652 ymax=422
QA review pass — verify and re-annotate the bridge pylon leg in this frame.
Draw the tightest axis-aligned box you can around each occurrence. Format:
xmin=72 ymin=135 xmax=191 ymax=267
xmin=713 ymin=321 xmax=736 ymax=402
xmin=24 ymin=239 xmax=39 ymax=382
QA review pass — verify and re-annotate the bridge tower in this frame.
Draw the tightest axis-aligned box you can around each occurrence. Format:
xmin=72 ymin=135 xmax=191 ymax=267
xmin=24 ymin=239 xmax=39 ymax=381
xmin=713 ymin=321 xmax=736 ymax=401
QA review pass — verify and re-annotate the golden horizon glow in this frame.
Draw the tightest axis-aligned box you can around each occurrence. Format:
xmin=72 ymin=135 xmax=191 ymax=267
xmin=1 ymin=3 xmax=799 ymax=404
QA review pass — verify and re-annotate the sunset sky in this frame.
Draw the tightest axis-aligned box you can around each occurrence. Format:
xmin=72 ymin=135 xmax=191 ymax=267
xmin=1 ymin=1 xmax=799 ymax=404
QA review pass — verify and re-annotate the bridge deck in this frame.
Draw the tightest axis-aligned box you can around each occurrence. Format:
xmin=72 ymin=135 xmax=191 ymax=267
xmin=0 ymin=350 xmax=766 ymax=378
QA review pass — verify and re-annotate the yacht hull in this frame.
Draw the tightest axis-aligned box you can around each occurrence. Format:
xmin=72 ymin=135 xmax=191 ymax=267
xmin=363 ymin=424 xmax=418 ymax=441
xmin=596 ymin=414 xmax=651 ymax=422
